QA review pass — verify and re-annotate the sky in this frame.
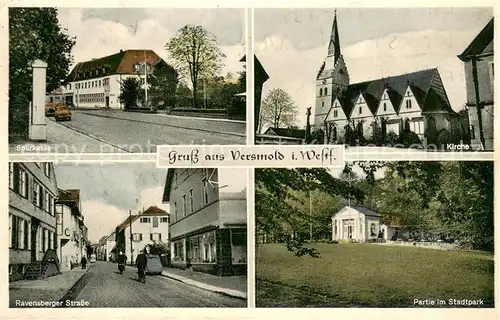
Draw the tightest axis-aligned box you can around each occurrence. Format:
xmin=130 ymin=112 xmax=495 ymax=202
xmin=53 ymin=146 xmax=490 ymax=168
xmin=55 ymin=163 xmax=168 ymax=243
xmin=255 ymin=8 xmax=493 ymax=128
xmin=57 ymin=8 xmax=246 ymax=81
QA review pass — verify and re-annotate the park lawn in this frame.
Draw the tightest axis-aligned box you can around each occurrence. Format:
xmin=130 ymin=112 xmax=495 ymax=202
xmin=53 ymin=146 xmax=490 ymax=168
xmin=256 ymin=243 xmax=494 ymax=307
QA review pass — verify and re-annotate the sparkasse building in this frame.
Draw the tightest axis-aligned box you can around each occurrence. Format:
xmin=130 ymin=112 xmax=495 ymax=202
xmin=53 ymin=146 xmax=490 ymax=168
xmin=57 ymin=49 xmax=164 ymax=109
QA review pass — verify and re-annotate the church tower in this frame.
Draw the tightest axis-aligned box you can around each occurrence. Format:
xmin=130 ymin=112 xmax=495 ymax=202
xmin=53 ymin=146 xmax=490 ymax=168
xmin=314 ymin=10 xmax=350 ymax=126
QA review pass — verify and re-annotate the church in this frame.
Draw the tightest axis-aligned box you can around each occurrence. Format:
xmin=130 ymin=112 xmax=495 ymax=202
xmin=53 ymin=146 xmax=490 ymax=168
xmin=314 ymin=11 xmax=466 ymax=146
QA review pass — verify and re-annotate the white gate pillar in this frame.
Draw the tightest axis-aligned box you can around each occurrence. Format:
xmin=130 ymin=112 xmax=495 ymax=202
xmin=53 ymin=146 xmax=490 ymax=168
xmin=29 ymin=59 xmax=48 ymax=141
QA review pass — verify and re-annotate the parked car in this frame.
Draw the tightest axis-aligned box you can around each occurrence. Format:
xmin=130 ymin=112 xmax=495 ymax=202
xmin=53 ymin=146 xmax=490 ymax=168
xmin=54 ymin=104 xmax=72 ymax=121
xmin=145 ymin=254 xmax=163 ymax=275
xmin=45 ymin=103 xmax=57 ymax=117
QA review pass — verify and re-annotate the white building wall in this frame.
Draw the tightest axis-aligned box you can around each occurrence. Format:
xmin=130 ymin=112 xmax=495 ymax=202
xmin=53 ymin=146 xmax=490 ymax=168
xmin=123 ymin=216 xmax=169 ymax=264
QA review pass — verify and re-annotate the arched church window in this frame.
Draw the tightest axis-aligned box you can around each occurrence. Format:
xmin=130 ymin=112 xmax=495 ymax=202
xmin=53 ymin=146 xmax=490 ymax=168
xmin=319 ymin=88 xmax=323 ymax=96
xmin=324 ymin=88 xmax=328 ymax=95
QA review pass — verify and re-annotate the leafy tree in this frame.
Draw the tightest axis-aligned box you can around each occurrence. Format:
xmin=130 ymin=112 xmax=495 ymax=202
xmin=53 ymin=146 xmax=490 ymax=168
xmin=260 ymin=88 xmax=298 ymax=131
xmin=255 ymin=167 xmax=364 ymax=257
xmin=165 ymin=25 xmax=226 ymax=108
xmin=148 ymin=60 xmax=179 ymax=111
xmin=9 ymin=8 xmax=75 ymax=140
xmin=146 ymin=242 xmax=169 ymax=255
xmin=118 ymin=77 xmax=142 ymax=110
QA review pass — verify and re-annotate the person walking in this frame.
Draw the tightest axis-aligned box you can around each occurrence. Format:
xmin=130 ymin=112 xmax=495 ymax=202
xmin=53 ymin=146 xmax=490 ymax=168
xmin=81 ymin=256 xmax=87 ymax=269
xmin=135 ymin=250 xmax=148 ymax=283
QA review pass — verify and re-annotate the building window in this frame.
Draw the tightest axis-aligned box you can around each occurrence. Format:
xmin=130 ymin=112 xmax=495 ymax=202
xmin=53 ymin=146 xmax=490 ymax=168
xmin=202 ymin=179 xmax=209 ymax=205
xmin=359 ymin=107 xmax=362 ymax=114
xmin=173 ymin=240 xmax=184 ymax=262
xmin=231 ymin=229 xmax=247 ymax=264
xmin=9 ymin=214 xmax=12 ymax=248
xmin=470 ymin=125 xmax=476 ymax=140
xmin=43 ymin=163 xmax=51 ymax=177
xmin=383 ymin=103 xmax=387 ymax=111
xmin=48 ymin=194 xmax=53 ymax=215
xmin=322 ymin=101 xmax=324 ymax=107
xmin=140 ymin=217 xmax=151 ymax=223
xmin=188 ymin=189 xmax=194 ymax=213
xmin=152 ymin=217 xmax=159 ymax=228
xmin=150 ymin=233 xmax=162 ymax=241
xmin=174 ymin=202 xmax=177 ymax=221
xmin=45 ymin=190 xmax=50 ymax=213
xmin=182 ymin=194 xmax=187 ymax=216
xmin=324 ymin=88 xmax=328 ymax=95
xmin=333 ymin=110 xmax=338 ymax=118
xmin=9 ymin=163 xmax=14 ymax=189
xmin=32 ymin=181 xmax=40 ymax=207
xmin=406 ymin=100 xmax=412 ymax=109
xmin=18 ymin=218 xmax=25 ymax=250
xmin=319 ymin=88 xmax=323 ymax=96
xmin=160 ymin=217 xmax=169 ymax=223
xmin=19 ymin=169 xmax=27 ymax=198
xmin=132 ymin=233 xmax=142 ymax=242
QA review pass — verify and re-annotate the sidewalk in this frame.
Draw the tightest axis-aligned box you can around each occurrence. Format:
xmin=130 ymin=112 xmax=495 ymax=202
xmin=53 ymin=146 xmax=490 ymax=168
xmin=161 ymin=267 xmax=247 ymax=300
xmin=9 ymin=119 xmax=127 ymax=153
xmin=9 ymin=266 xmax=90 ymax=307
xmin=124 ymin=264 xmax=247 ymax=299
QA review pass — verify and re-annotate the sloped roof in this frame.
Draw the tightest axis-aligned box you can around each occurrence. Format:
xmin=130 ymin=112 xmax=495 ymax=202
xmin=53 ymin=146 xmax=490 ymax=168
xmin=140 ymin=205 xmax=168 ymax=216
xmin=264 ymin=127 xmax=306 ymax=139
xmin=335 ymin=68 xmax=453 ymax=118
xmin=240 ymin=54 xmax=269 ymax=84
xmin=98 ymin=235 xmax=108 ymax=245
xmin=458 ymin=18 xmax=494 ymax=61
xmin=67 ymin=49 xmax=163 ymax=82
xmin=116 ymin=215 xmax=140 ymax=231
xmin=333 ymin=205 xmax=381 ymax=218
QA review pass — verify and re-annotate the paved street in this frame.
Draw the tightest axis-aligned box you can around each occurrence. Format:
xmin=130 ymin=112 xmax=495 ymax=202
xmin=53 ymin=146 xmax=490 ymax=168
xmin=62 ymin=110 xmax=245 ymax=150
xmin=9 ymin=109 xmax=246 ymax=154
xmin=69 ymin=262 xmax=246 ymax=307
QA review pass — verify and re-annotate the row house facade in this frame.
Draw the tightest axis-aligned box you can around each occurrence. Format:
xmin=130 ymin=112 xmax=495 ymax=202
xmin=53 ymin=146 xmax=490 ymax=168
xmin=96 ymin=232 xmax=116 ymax=261
xmin=9 ymin=162 xmax=58 ymax=281
xmin=51 ymin=49 xmax=163 ymax=109
xmin=55 ymin=189 xmax=88 ymax=271
xmin=458 ymin=18 xmax=494 ymax=151
xmin=315 ymin=12 xmax=465 ymax=145
xmin=162 ymin=168 xmax=247 ymax=276
xmin=115 ymin=206 xmax=170 ymax=265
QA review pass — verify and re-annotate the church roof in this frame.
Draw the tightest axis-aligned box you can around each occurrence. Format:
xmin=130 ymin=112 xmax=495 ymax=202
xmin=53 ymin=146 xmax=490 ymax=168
xmin=334 ymin=68 xmax=453 ymax=118
xmin=458 ymin=18 xmax=494 ymax=61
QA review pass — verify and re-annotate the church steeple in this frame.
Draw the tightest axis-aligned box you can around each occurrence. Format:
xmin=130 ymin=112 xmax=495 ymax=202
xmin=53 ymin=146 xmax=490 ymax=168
xmin=327 ymin=10 xmax=341 ymax=65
